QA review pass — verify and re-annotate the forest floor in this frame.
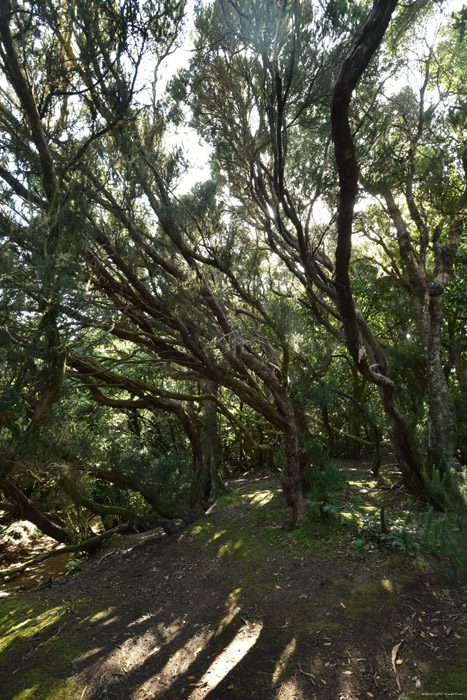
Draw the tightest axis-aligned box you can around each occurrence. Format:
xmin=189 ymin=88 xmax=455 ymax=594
xmin=1 ymin=460 xmax=467 ymax=700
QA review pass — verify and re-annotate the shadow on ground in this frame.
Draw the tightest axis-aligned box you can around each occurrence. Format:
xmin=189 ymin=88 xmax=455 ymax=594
xmin=1 ymin=468 xmax=467 ymax=700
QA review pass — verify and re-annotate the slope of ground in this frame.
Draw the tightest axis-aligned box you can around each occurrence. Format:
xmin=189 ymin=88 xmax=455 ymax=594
xmin=1 ymin=464 xmax=466 ymax=700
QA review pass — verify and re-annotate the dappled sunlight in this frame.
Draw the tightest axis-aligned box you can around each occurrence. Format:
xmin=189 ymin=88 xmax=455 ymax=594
xmin=133 ymin=627 xmax=214 ymax=698
xmin=77 ymin=645 xmax=105 ymax=662
xmin=248 ymin=489 xmax=276 ymax=506
xmin=217 ymin=539 xmax=245 ymax=557
xmin=211 ymin=529 xmax=228 ymax=542
xmin=84 ymin=608 xmax=115 ymax=625
xmin=272 ymin=637 xmax=297 ymax=684
xmin=339 ymin=510 xmax=362 ymax=525
xmin=215 ymin=588 xmax=242 ymax=637
xmin=0 ymin=604 xmax=65 ymax=653
xmin=187 ymin=621 xmax=263 ymax=700
xmin=272 ymin=675 xmax=301 ymax=699
xmin=128 ymin=613 xmax=154 ymax=627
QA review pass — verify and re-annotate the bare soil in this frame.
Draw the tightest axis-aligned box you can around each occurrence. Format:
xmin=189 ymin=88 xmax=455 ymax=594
xmin=1 ymin=465 xmax=466 ymax=700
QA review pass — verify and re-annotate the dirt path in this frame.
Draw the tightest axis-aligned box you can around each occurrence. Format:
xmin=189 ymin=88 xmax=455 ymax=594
xmin=1 ymin=468 xmax=467 ymax=699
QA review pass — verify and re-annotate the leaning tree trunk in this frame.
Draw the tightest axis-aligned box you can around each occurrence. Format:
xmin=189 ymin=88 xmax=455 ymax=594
xmin=330 ymin=0 xmax=430 ymax=500
xmin=0 ymin=479 xmax=71 ymax=544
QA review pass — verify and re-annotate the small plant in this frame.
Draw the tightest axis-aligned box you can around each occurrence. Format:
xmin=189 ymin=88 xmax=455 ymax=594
xmin=66 ymin=557 xmax=82 ymax=576
xmin=352 ymin=511 xmax=420 ymax=553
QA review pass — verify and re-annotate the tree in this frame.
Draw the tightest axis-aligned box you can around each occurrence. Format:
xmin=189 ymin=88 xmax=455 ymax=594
xmin=180 ymin=0 xmax=465 ymax=507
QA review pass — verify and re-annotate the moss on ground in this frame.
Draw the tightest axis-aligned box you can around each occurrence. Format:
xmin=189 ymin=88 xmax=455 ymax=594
xmin=0 ymin=594 xmax=113 ymax=700
xmin=213 ymin=490 xmax=245 ymax=507
xmin=410 ymin=638 xmax=467 ymax=698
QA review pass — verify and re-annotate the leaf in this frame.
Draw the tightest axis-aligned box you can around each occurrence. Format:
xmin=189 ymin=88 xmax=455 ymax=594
xmin=396 ymin=659 xmax=403 ymax=665
xmin=367 ymin=693 xmax=374 ymax=697
xmin=275 ymin=585 xmax=281 ymax=589
xmin=391 ymin=640 xmax=403 ymax=690
xmin=320 ymin=678 xmax=327 ymax=685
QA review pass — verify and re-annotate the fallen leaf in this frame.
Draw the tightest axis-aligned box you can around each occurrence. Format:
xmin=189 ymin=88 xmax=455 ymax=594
xmin=325 ymin=661 xmax=330 ymax=667
xmin=455 ymin=634 xmax=461 ymax=639
xmin=324 ymin=642 xmax=332 ymax=646
xmin=396 ymin=659 xmax=403 ymax=665
xmin=275 ymin=585 xmax=281 ymax=589
xmin=188 ymin=676 xmax=196 ymax=680
xmin=340 ymin=601 xmax=346 ymax=608
xmin=432 ymin=591 xmax=437 ymax=596
xmin=228 ymin=685 xmax=234 ymax=690
xmin=320 ymin=679 xmax=327 ymax=685
xmin=391 ymin=640 xmax=403 ymax=691
xmin=367 ymin=693 xmax=374 ymax=698
xmin=420 ymin=631 xmax=425 ymax=637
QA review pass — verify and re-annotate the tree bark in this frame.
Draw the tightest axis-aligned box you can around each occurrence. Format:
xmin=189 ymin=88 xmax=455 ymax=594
xmin=280 ymin=401 xmax=308 ymax=526
xmin=0 ymin=479 xmax=71 ymax=544
xmin=200 ymin=380 xmax=225 ymax=502
xmin=331 ymin=0 xmax=428 ymax=499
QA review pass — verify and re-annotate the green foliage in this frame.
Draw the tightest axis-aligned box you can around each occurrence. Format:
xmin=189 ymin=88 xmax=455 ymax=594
xmin=351 ymin=502 xmax=467 ymax=572
xmin=305 ymin=459 xmax=347 ymax=519
xmin=423 ymin=466 xmax=466 ymax=513
xmin=66 ymin=558 xmax=82 ymax=577
xmin=150 ymin=450 xmax=193 ymax=504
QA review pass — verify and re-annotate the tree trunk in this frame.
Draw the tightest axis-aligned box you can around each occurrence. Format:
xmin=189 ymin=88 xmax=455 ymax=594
xmin=425 ymin=292 xmax=457 ymax=479
xmin=280 ymin=404 xmax=308 ymax=527
xmin=0 ymin=479 xmax=71 ymax=544
xmin=200 ymin=380 xmax=225 ymax=502
xmin=330 ymin=0 xmax=431 ymax=500
xmin=347 ymin=365 xmax=365 ymax=458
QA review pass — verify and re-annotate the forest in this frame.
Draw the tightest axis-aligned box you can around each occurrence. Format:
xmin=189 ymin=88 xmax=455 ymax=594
xmin=0 ymin=1 xmax=467 ymax=697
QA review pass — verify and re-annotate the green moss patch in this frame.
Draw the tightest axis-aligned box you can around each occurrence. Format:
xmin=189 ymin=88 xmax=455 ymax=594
xmin=411 ymin=638 xmax=467 ymax=698
xmin=213 ymin=490 xmax=245 ymax=507
xmin=0 ymin=594 xmax=112 ymax=700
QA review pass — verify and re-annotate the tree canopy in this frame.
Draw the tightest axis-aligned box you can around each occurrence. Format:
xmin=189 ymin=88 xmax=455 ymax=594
xmin=0 ymin=0 xmax=466 ymax=542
